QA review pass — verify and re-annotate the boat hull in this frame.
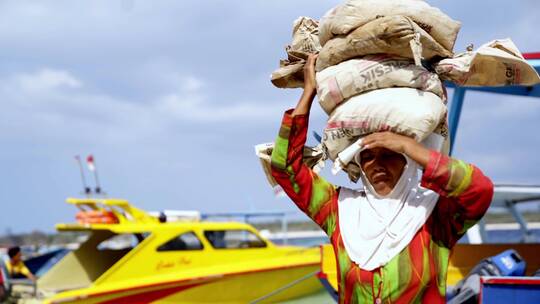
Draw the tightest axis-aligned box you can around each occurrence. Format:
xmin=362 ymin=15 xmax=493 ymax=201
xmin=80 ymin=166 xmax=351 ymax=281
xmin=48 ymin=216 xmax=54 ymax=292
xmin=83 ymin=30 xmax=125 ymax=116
xmin=44 ymin=263 xmax=321 ymax=304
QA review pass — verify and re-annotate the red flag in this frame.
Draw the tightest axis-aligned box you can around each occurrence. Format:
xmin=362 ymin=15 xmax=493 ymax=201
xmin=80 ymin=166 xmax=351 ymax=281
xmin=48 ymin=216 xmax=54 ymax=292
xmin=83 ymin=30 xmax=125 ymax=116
xmin=87 ymin=155 xmax=96 ymax=172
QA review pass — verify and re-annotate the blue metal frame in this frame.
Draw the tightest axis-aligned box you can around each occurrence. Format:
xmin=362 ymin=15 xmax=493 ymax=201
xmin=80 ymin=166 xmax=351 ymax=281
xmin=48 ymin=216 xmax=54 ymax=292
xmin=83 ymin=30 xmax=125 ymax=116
xmin=448 ymin=87 xmax=466 ymax=154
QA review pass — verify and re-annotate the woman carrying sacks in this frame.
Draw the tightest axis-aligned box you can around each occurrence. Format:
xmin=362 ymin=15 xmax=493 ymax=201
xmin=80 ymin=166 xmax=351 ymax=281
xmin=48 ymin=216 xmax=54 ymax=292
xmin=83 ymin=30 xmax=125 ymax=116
xmin=270 ymin=54 xmax=494 ymax=304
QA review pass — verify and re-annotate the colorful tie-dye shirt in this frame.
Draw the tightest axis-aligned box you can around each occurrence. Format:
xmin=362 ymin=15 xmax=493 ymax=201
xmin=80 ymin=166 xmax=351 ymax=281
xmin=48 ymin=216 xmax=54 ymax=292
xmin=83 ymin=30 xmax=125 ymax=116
xmin=271 ymin=110 xmax=494 ymax=304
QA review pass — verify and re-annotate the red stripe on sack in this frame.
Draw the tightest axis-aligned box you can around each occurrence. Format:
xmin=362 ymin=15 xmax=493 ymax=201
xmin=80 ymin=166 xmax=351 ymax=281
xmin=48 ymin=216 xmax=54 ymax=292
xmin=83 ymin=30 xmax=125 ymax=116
xmin=328 ymin=77 xmax=344 ymax=106
xmin=354 ymin=54 xmax=388 ymax=71
xmin=515 ymin=65 xmax=522 ymax=84
xmin=326 ymin=120 xmax=370 ymax=130
xmin=365 ymin=54 xmax=390 ymax=64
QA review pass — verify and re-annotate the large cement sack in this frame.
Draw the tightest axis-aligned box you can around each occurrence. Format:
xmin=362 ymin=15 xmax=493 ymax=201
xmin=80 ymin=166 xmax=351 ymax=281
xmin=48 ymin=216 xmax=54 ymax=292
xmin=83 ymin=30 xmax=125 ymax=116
xmin=316 ymin=15 xmax=452 ymax=72
xmin=435 ymin=39 xmax=540 ymax=87
xmin=271 ymin=17 xmax=322 ymax=89
xmin=322 ymin=88 xmax=447 ymax=162
xmin=289 ymin=17 xmax=321 ymax=58
xmin=318 ymin=0 xmax=461 ymax=52
xmin=329 ymin=120 xmax=449 ymax=183
xmin=316 ymin=55 xmax=444 ymax=114
xmin=271 ymin=60 xmax=305 ymax=89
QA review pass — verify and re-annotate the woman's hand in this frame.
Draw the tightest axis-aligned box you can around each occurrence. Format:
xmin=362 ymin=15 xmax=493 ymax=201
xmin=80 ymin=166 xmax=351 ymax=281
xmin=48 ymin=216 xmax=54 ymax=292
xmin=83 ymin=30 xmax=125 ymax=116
xmin=292 ymin=53 xmax=318 ymax=117
xmin=303 ymin=54 xmax=318 ymax=93
xmin=362 ymin=132 xmax=431 ymax=167
xmin=362 ymin=132 xmax=415 ymax=154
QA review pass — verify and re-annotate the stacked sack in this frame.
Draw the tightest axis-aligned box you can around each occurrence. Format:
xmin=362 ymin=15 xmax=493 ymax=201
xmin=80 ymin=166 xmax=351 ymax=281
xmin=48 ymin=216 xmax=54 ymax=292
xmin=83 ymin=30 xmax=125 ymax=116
xmin=268 ymin=0 xmax=540 ymax=183
xmin=316 ymin=0 xmax=459 ymax=181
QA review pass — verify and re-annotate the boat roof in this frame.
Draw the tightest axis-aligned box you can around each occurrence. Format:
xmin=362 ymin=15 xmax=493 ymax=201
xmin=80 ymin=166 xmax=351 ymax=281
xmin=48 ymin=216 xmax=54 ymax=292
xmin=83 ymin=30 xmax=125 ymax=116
xmin=57 ymin=197 xmax=259 ymax=233
xmin=56 ymin=220 xmax=258 ymax=233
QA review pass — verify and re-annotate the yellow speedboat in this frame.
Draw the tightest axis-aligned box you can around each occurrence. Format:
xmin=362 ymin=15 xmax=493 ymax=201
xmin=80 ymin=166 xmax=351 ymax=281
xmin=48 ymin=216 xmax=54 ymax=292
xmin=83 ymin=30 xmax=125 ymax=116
xmin=20 ymin=198 xmax=322 ymax=303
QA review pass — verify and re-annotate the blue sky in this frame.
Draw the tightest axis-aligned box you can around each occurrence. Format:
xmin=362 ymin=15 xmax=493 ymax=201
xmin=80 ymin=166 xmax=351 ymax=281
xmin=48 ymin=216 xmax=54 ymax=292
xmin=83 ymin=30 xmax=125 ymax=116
xmin=1 ymin=0 xmax=539 ymax=233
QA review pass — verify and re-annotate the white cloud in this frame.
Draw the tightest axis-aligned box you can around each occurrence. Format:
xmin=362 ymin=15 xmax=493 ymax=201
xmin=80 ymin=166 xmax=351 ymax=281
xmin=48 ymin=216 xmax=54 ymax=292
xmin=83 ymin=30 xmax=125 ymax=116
xmin=455 ymin=91 xmax=540 ymax=127
xmin=153 ymin=92 xmax=286 ymax=122
xmin=15 ymin=68 xmax=82 ymax=91
xmin=180 ymin=76 xmax=204 ymax=92
xmin=0 ymin=67 xmax=288 ymax=147
xmin=151 ymin=73 xmax=289 ymax=122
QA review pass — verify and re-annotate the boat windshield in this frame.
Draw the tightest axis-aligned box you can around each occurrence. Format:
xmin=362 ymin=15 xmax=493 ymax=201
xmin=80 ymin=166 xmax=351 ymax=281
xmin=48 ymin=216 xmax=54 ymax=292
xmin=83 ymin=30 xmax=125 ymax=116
xmin=157 ymin=232 xmax=204 ymax=251
xmin=37 ymin=230 xmax=149 ymax=292
xmin=97 ymin=233 xmax=148 ymax=250
xmin=203 ymin=230 xmax=267 ymax=249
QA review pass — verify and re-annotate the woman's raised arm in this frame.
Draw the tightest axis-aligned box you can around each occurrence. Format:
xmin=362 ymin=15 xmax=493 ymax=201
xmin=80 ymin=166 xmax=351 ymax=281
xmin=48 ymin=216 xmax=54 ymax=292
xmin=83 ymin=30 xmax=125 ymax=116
xmin=270 ymin=54 xmax=339 ymax=236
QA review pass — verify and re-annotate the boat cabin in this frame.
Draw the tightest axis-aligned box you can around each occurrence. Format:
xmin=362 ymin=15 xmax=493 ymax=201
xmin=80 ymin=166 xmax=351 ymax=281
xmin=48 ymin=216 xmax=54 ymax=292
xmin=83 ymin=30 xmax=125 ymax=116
xmin=37 ymin=198 xmax=275 ymax=295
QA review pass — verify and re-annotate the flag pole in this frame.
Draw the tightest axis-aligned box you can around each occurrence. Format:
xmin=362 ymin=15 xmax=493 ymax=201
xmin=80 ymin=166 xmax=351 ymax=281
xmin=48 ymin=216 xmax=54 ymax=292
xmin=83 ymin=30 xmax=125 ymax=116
xmin=87 ymin=155 xmax=102 ymax=194
xmin=94 ymin=166 xmax=102 ymax=194
xmin=75 ymin=155 xmax=91 ymax=196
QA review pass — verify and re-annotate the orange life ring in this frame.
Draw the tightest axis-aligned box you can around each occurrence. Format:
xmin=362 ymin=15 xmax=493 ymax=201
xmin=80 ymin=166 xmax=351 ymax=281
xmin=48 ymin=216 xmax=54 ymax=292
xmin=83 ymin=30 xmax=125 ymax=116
xmin=76 ymin=211 xmax=119 ymax=224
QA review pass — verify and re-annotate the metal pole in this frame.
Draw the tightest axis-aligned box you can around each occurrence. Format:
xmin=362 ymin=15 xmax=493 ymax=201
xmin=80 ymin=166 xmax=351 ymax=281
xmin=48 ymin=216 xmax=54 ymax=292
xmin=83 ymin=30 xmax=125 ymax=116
xmin=92 ymin=160 xmax=102 ymax=194
xmin=75 ymin=155 xmax=90 ymax=195
xmin=448 ymin=87 xmax=466 ymax=155
xmin=281 ymin=213 xmax=288 ymax=245
xmin=249 ymin=270 xmax=319 ymax=304
xmin=478 ymin=218 xmax=488 ymax=242
xmin=506 ymin=200 xmax=534 ymax=242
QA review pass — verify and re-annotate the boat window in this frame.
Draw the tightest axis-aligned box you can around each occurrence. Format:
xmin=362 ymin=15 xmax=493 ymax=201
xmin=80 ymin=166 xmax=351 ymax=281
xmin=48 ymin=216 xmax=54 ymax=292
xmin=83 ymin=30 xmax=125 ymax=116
xmin=157 ymin=232 xmax=204 ymax=251
xmin=204 ymin=230 xmax=267 ymax=249
xmin=97 ymin=233 xmax=146 ymax=251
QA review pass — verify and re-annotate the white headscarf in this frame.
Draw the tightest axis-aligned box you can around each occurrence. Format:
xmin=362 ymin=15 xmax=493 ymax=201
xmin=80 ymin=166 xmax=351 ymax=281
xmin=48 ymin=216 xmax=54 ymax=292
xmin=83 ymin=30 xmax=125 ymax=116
xmin=336 ymin=134 xmax=442 ymax=270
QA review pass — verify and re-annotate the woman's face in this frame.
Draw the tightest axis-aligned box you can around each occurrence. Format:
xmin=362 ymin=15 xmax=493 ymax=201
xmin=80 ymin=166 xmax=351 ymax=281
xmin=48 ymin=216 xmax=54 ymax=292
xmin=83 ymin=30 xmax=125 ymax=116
xmin=11 ymin=252 xmax=22 ymax=263
xmin=359 ymin=148 xmax=407 ymax=196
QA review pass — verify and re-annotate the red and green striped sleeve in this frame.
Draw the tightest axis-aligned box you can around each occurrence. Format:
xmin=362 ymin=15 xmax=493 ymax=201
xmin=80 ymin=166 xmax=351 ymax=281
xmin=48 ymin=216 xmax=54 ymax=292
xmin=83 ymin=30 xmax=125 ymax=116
xmin=271 ymin=110 xmax=338 ymax=236
xmin=422 ymin=151 xmax=494 ymax=247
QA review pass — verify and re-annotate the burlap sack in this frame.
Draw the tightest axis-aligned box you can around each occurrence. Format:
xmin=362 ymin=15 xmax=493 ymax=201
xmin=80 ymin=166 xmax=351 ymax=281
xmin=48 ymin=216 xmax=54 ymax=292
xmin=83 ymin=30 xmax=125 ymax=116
xmin=327 ymin=116 xmax=450 ymax=183
xmin=289 ymin=17 xmax=321 ymax=59
xmin=271 ymin=17 xmax=322 ymax=89
xmin=316 ymin=55 xmax=444 ymax=114
xmin=271 ymin=60 xmax=305 ymax=89
xmin=255 ymin=143 xmax=325 ymax=188
xmin=318 ymin=0 xmax=461 ymax=51
xmin=435 ymin=39 xmax=540 ymax=87
xmin=322 ymin=88 xmax=447 ymax=161
xmin=316 ymin=16 xmax=453 ymax=72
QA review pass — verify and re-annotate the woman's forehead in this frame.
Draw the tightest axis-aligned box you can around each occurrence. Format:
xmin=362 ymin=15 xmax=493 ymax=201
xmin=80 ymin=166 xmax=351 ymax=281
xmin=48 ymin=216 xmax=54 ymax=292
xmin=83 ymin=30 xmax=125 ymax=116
xmin=360 ymin=147 xmax=393 ymax=155
xmin=357 ymin=148 xmax=407 ymax=164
